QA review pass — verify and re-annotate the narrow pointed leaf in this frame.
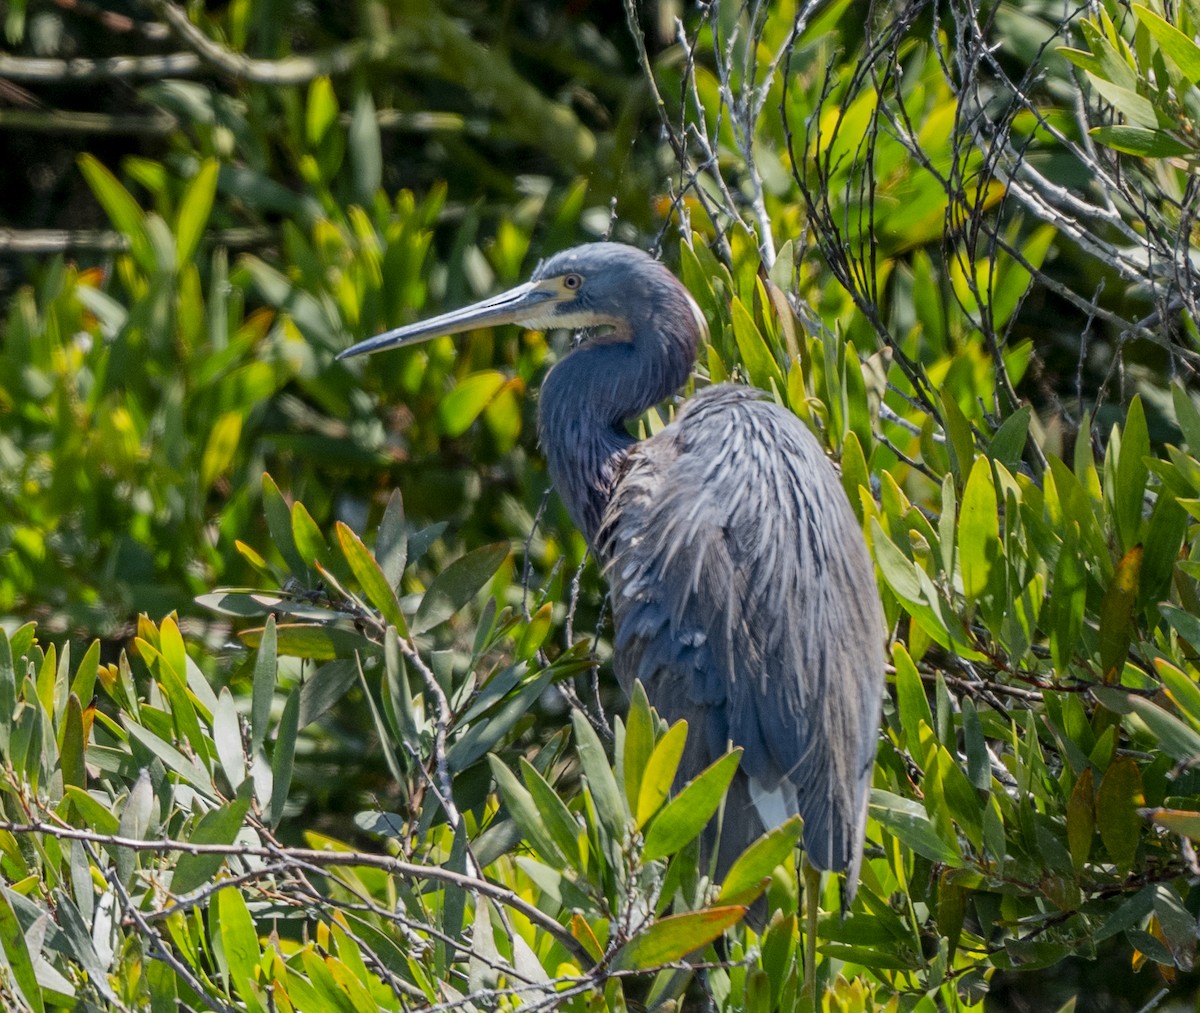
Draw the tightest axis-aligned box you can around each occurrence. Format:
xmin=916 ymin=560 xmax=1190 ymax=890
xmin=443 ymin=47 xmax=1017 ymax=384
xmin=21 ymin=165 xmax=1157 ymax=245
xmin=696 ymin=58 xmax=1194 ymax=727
xmin=0 ymin=887 xmax=44 ymax=1013
xmin=269 ymin=687 xmax=300 ymax=829
xmin=643 ymin=749 xmax=742 ymax=861
xmin=412 ymin=543 xmax=509 ymax=635
xmin=612 ymin=906 xmax=746 ymax=970
xmin=717 ymin=815 xmax=804 ymax=905
xmin=251 ymin=615 xmax=276 ymax=754
xmin=376 ymin=489 xmax=407 ymax=589
xmin=176 ymin=158 xmax=219 ymax=268
xmin=172 ymin=785 xmax=253 ymax=895
xmin=572 ymin=710 xmax=626 ymax=838
xmin=636 ymin=720 xmax=688 ymax=828
xmin=262 ymin=474 xmax=306 ymax=578
xmin=337 ymin=521 xmax=408 ymax=635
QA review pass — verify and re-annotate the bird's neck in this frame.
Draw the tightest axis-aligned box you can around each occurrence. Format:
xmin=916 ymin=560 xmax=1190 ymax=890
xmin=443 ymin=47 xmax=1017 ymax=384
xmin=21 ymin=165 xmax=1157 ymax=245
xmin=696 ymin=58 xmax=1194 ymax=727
xmin=537 ymin=289 xmax=699 ymax=544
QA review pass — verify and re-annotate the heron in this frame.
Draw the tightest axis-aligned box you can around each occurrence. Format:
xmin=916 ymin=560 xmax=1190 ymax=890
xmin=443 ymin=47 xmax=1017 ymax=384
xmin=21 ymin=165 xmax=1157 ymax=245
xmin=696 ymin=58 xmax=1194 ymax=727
xmin=338 ymin=242 xmax=885 ymax=985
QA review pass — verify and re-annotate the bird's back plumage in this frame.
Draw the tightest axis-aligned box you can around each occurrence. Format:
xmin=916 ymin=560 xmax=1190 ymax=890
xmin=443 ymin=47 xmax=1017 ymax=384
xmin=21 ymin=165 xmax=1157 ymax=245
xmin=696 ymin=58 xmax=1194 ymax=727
xmin=598 ymin=384 xmax=884 ymax=895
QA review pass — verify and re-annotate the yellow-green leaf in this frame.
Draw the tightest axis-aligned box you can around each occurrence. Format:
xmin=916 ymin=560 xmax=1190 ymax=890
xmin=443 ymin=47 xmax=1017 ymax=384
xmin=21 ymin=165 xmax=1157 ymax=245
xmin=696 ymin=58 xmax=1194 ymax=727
xmin=717 ymin=815 xmax=804 ymax=906
xmin=200 ymin=412 xmax=242 ymax=492
xmin=959 ymin=456 xmax=1000 ymax=603
xmin=176 ymin=158 xmax=219 ymax=268
xmin=612 ymin=906 xmax=746 ymax=970
xmin=643 ymin=749 xmax=742 ymax=862
xmin=336 ymin=521 xmax=407 ymax=635
xmin=636 ymin=720 xmax=687 ymax=828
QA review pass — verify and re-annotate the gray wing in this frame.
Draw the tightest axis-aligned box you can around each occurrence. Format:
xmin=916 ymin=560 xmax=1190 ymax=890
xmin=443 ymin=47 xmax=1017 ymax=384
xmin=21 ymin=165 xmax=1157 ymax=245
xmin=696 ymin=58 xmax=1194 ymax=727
xmin=598 ymin=385 xmax=884 ymax=890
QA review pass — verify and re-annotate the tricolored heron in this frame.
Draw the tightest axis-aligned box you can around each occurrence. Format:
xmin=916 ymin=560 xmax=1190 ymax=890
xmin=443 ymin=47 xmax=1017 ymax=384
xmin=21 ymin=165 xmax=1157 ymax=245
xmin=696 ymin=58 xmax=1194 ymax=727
xmin=338 ymin=242 xmax=885 ymax=962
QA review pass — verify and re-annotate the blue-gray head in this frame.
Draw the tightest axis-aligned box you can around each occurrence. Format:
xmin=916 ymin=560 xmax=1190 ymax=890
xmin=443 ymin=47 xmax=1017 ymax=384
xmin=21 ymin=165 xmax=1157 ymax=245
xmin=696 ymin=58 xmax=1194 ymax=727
xmin=337 ymin=242 xmax=705 ymax=360
xmin=339 ymin=242 xmax=707 ymax=541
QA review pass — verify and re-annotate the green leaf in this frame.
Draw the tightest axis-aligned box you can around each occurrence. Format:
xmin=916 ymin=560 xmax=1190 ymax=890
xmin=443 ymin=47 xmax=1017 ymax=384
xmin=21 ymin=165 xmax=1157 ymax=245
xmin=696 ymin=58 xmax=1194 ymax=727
xmin=64 ymin=786 xmax=120 ymax=835
xmin=1095 ymin=686 xmax=1200 ymax=761
xmin=893 ymin=642 xmax=932 ymax=753
xmin=59 ymin=694 xmax=85 ymax=791
xmin=940 ymin=390 xmax=975 ymax=486
xmin=172 ymin=785 xmax=253 ymax=895
xmin=636 ymin=720 xmax=688 ymax=828
xmin=291 ymin=502 xmax=329 ymax=571
xmin=213 ymin=688 xmax=246 ymax=791
xmin=200 ymin=411 xmax=242 ymax=492
xmin=988 ymin=407 xmax=1031 ymax=470
xmin=305 ymin=75 xmax=339 ymax=146
xmin=0 ymin=887 xmax=44 ymax=1013
xmin=1155 ymin=656 xmax=1200 ymax=729
xmin=176 ymin=158 xmax=219 ymax=268
xmin=643 ymin=749 xmax=742 ymax=861
xmin=0 ymin=628 xmax=14 ymax=756
xmin=730 ymin=296 xmax=783 ymax=391
xmin=123 ymin=723 xmax=213 ymax=797
xmin=489 ymin=755 xmax=567 ymax=867
xmin=612 ymin=906 xmax=746 ymax=970
xmin=961 ymin=696 xmax=989 ymax=791
xmin=717 ymin=815 xmax=804 ymax=906
xmin=515 ymin=601 xmax=553 ymax=660
xmin=880 ymin=529 xmax=978 ymax=655
xmin=116 ymin=769 xmax=154 ymax=886
xmin=412 ymin=543 xmax=508 ymax=635
xmin=840 ymin=431 xmax=870 ymax=524
xmin=356 ymin=654 xmax=405 ymax=787
xmin=348 ymin=88 xmax=382 ymax=204
xmin=262 ymin=474 xmax=307 ymax=578
xmin=959 ymin=456 xmax=1001 ymax=603
xmin=239 ymin=622 xmax=374 ymax=661
xmin=869 ymin=789 xmax=962 ymax=866
xmin=1114 ymin=397 xmax=1150 ymax=551
xmin=439 ymin=371 xmax=506 ymax=437
xmin=251 ymin=615 xmax=276 ymax=754
xmin=622 ymin=681 xmax=655 ymax=818
xmin=446 ymin=668 xmax=553 ymax=772
xmin=216 ymin=886 xmax=261 ymax=998
xmin=375 ymin=489 xmax=407 ymax=590
xmin=1067 ymin=768 xmax=1095 ymax=872
xmin=78 ymin=153 xmax=152 ymax=271
xmin=1049 ymin=522 xmax=1087 ymax=673
xmin=336 ymin=521 xmax=408 ymax=635
xmin=1134 ymin=4 xmax=1200 ymax=83
xmin=1089 ymin=126 xmax=1192 ymax=158
xmin=70 ymin=638 xmax=100 ymax=706
xmin=572 ymin=709 xmax=626 ymax=839
xmin=1085 ymin=77 xmax=1159 ymax=128
xmin=270 ymin=687 xmax=300 ymax=829
xmin=519 ymin=758 xmax=581 ymax=869
xmin=1096 ymin=756 xmax=1143 ymax=876
xmin=1172 ymin=384 xmax=1200 ymax=453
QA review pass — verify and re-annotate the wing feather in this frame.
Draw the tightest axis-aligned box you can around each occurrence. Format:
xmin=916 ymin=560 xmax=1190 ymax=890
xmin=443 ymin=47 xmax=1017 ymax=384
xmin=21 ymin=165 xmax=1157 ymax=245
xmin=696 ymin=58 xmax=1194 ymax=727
xmin=598 ymin=385 xmax=884 ymax=890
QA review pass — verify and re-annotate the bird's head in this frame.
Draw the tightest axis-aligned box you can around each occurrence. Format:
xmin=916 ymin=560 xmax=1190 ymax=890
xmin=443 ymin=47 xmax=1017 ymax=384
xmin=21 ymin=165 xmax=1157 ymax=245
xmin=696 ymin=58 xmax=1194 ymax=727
xmin=336 ymin=242 xmax=703 ymax=360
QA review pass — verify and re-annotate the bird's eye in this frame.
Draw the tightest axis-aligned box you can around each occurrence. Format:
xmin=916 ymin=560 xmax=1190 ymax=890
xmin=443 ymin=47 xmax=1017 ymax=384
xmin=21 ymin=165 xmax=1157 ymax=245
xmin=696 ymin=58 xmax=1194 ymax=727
xmin=563 ymin=273 xmax=583 ymax=290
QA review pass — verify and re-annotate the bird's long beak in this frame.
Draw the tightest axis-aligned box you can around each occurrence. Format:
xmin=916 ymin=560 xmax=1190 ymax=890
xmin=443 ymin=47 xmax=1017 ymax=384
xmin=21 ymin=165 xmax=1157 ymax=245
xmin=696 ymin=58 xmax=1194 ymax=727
xmin=336 ymin=281 xmax=556 ymax=360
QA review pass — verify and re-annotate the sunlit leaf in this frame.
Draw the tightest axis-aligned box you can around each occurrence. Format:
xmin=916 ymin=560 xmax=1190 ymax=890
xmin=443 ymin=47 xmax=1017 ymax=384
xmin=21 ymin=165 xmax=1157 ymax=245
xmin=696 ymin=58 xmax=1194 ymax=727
xmin=612 ymin=906 xmax=746 ymax=970
xmin=717 ymin=815 xmax=804 ymax=906
xmin=636 ymin=720 xmax=687 ymax=829
xmin=337 ymin=521 xmax=408 ymax=635
xmin=643 ymin=749 xmax=742 ymax=862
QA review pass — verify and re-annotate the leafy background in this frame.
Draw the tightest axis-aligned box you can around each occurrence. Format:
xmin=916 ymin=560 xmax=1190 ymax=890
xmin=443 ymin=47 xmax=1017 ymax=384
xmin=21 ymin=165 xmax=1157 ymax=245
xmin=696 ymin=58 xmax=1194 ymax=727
xmin=3 ymin=0 xmax=1200 ymax=1009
